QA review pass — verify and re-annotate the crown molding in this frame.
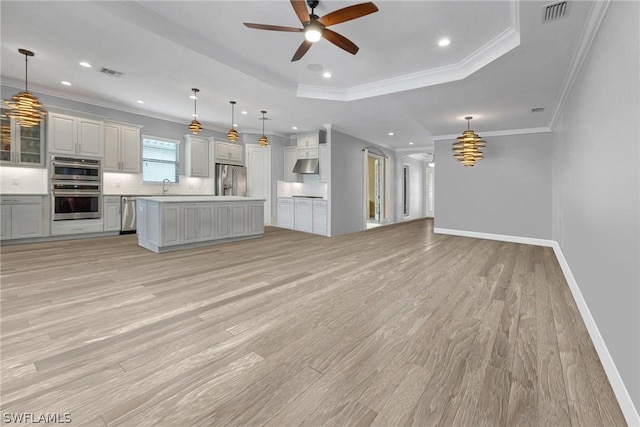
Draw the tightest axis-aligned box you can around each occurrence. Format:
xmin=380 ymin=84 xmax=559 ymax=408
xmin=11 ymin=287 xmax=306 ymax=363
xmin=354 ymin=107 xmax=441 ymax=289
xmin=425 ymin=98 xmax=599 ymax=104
xmin=549 ymin=0 xmax=611 ymax=129
xmin=432 ymin=126 xmax=552 ymax=141
xmin=297 ymin=0 xmax=520 ymax=101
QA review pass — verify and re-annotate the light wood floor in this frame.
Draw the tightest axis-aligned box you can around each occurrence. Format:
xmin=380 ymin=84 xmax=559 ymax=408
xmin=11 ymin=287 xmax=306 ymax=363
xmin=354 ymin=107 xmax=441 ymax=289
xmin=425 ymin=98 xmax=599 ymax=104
xmin=0 ymin=219 xmax=626 ymax=426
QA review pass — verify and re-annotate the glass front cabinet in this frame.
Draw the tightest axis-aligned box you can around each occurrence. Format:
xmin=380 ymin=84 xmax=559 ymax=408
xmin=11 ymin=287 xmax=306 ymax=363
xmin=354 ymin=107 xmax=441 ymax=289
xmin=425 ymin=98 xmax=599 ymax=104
xmin=1 ymin=107 xmax=45 ymax=167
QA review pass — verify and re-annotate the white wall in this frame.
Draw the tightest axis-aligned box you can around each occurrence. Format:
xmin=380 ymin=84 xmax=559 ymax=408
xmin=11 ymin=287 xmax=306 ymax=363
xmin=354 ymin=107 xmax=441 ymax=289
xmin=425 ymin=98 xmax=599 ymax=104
xmin=434 ymin=132 xmax=552 ymax=239
xmin=551 ymin=0 xmax=640 ymax=412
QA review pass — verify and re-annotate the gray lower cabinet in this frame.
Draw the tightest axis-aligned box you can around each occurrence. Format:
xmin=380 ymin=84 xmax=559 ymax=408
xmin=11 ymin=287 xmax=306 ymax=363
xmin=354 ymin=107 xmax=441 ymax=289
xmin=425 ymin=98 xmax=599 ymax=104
xmin=277 ymin=197 xmax=327 ymax=236
xmin=312 ymin=200 xmax=327 ymax=235
xmin=183 ymin=203 xmax=215 ymax=244
xmin=0 ymin=196 xmax=45 ymax=240
xmin=277 ymin=198 xmax=294 ymax=229
xmin=294 ymin=198 xmax=313 ymax=233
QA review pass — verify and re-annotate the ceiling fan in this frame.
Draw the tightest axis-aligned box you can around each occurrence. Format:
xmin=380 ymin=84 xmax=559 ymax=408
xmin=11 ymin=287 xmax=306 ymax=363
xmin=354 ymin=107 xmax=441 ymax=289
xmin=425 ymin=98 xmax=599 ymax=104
xmin=244 ymin=0 xmax=378 ymax=62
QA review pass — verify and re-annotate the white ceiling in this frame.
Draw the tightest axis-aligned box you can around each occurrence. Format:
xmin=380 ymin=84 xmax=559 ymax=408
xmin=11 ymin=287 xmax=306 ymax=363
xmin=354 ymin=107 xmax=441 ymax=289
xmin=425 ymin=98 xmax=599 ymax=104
xmin=1 ymin=1 xmax=593 ymax=153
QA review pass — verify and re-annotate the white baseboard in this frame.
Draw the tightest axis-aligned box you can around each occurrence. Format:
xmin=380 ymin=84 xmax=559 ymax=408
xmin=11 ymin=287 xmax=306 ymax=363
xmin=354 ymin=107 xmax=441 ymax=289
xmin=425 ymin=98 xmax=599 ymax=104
xmin=551 ymin=242 xmax=640 ymax=427
xmin=433 ymin=227 xmax=555 ymax=247
xmin=433 ymin=227 xmax=640 ymax=426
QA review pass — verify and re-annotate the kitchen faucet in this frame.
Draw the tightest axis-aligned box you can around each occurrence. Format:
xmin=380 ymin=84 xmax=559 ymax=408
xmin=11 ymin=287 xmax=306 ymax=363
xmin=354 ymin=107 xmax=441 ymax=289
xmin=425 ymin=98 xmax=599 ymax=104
xmin=162 ymin=178 xmax=170 ymax=195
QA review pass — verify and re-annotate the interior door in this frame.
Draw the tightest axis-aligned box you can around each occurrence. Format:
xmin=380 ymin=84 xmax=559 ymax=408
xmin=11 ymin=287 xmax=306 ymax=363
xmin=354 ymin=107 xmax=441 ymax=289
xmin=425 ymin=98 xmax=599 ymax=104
xmin=246 ymin=145 xmax=272 ymax=225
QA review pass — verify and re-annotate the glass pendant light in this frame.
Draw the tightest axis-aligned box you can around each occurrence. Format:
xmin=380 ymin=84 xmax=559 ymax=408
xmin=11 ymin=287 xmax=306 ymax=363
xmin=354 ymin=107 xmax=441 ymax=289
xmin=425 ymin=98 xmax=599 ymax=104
xmin=258 ymin=110 xmax=269 ymax=148
xmin=227 ymin=101 xmax=239 ymax=142
xmin=188 ymin=88 xmax=202 ymax=134
xmin=5 ymin=49 xmax=47 ymax=127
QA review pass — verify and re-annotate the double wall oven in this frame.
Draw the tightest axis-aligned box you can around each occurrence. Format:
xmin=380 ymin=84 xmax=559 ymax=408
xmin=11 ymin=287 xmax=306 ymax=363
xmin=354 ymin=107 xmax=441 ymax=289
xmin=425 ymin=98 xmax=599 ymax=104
xmin=50 ymin=156 xmax=101 ymax=221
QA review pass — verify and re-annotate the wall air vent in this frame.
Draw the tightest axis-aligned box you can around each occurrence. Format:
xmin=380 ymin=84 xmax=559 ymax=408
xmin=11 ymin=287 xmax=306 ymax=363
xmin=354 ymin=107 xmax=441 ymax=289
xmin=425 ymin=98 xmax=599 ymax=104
xmin=542 ymin=1 xmax=569 ymax=23
xmin=98 ymin=67 xmax=124 ymax=77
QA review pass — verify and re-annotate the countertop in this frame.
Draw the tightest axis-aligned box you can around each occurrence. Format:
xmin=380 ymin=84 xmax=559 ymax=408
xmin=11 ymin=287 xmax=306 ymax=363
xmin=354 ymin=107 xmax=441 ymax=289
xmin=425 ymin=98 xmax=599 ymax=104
xmin=137 ymin=196 xmax=266 ymax=203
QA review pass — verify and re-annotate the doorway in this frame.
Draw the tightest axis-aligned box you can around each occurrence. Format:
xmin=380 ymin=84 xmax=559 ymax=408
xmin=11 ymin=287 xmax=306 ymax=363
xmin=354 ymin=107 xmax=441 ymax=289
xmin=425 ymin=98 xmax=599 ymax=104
xmin=366 ymin=153 xmax=384 ymax=229
xmin=425 ymin=163 xmax=434 ymax=218
xmin=403 ymin=164 xmax=410 ymax=217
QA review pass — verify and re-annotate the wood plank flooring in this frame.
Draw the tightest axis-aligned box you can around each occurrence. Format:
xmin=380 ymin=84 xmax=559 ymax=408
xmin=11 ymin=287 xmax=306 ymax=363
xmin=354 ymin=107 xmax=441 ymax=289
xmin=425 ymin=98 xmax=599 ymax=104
xmin=0 ymin=219 xmax=626 ymax=426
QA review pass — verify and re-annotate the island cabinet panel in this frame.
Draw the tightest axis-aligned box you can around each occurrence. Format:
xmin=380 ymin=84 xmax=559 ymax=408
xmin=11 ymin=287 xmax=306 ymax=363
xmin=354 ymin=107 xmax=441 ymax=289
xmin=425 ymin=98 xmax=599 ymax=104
xmin=249 ymin=203 xmax=264 ymax=234
xmin=183 ymin=204 xmax=199 ymax=243
xmin=161 ymin=205 xmax=181 ymax=246
xmin=198 ymin=205 xmax=215 ymax=241
xmin=216 ymin=204 xmax=232 ymax=239
xmin=231 ymin=204 xmax=247 ymax=236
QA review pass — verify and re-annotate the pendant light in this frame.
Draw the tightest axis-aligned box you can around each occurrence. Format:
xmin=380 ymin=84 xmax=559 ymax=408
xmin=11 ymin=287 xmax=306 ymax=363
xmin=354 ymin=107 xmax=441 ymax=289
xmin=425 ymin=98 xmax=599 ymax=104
xmin=453 ymin=116 xmax=486 ymax=167
xmin=227 ymin=101 xmax=239 ymax=142
xmin=188 ymin=88 xmax=202 ymax=134
xmin=4 ymin=49 xmax=47 ymax=128
xmin=258 ymin=110 xmax=269 ymax=148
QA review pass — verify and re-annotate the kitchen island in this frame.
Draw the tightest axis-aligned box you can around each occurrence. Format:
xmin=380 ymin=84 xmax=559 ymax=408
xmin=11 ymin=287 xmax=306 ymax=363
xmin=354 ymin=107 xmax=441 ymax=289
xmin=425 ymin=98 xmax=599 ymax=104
xmin=136 ymin=196 xmax=265 ymax=253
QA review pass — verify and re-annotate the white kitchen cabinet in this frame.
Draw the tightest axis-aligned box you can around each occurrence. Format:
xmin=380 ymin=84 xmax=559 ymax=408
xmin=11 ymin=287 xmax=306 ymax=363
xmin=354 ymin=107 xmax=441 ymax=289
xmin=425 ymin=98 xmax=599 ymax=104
xmin=297 ymin=148 xmax=319 ymax=160
xmin=296 ymin=133 xmax=320 ymax=149
xmin=184 ymin=135 xmax=210 ymax=177
xmin=48 ymin=113 xmax=104 ymax=158
xmin=103 ymin=196 xmax=121 ymax=232
xmin=1 ymin=107 xmax=45 ymax=167
xmin=312 ymin=199 xmax=327 ymax=236
xmin=104 ymin=122 xmax=141 ymax=173
xmin=0 ymin=196 xmax=45 ymax=240
xmin=319 ymin=146 xmax=329 ymax=182
xmin=284 ymin=146 xmax=301 ymax=182
xmin=215 ymin=140 xmax=243 ymax=165
xmin=277 ymin=197 xmax=294 ymax=229
xmin=294 ymin=198 xmax=313 ymax=233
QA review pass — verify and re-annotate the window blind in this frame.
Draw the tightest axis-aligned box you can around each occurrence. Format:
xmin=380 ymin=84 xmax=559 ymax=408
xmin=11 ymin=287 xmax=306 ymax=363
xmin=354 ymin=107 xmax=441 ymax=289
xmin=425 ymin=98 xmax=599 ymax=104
xmin=142 ymin=136 xmax=179 ymax=183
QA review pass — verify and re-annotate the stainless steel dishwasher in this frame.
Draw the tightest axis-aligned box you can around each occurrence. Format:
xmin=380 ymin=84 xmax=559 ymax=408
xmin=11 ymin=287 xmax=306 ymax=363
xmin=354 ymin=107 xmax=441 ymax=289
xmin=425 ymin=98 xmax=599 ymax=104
xmin=121 ymin=196 xmax=137 ymax=234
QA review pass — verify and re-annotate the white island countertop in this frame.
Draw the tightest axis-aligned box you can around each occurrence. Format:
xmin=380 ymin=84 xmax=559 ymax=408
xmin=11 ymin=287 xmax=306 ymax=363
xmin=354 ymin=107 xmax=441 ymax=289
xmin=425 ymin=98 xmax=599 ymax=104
xmin=137 ymin=195 xmax=266 ymax=203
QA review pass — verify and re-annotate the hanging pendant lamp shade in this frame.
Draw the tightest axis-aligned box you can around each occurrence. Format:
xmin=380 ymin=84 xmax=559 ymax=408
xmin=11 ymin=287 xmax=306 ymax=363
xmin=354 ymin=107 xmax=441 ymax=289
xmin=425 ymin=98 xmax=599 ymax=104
xmin=188 ymin=88 xmax=202 ymax=134
xmin=227 ymin=101 xmax=239 ymax=142
xmin=452 ymin=116 xmax=486 ymax=167
xmin=258 ymin=110 xmax=269 ymax=148
xmin=4 ymin=49 xmax=47 ymax=128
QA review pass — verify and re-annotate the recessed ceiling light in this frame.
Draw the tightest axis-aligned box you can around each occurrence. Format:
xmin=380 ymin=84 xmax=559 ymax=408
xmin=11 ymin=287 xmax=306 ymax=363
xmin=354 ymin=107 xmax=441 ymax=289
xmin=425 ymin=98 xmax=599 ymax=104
xmin=61 ymin=81 xmax=72 ymax=86
xmin=388 ymin=132 xmax=394 ymax=136
xmin=409 ymin=142 xmax=414 ymax=145
xmin=233 ymin=123 xmax=238 ymax=127
xmin=79 ymin=61 xmax=92 ymax=68
xmin=322 ymin=71 xmax=332 ymax=78
xmin=438 ymin=38 xmax=451 ymax=47
xmin=190 ymin=95 xmax=197 ymax=100
xmin=292 ymin=126 xmax=298 ymax=130
xmin=241 ymin=110 xmax=248 ymax=115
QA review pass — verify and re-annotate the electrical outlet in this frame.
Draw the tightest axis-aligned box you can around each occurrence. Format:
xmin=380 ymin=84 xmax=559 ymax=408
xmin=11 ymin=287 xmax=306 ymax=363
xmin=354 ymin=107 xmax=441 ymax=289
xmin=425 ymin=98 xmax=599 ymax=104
xmin=11 ymin=178 xmax=20 ymax=185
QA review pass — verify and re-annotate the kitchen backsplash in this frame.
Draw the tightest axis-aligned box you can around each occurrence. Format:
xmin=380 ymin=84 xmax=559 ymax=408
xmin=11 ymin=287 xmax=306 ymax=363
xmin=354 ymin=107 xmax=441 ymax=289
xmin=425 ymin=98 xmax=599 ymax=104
xmin=0 ymin=167 xmax=47 ymax=194
xmin=103 ymin=172 xmax=214 ymax=195
xmin=277 ymin=180 xmax=327 ymax=199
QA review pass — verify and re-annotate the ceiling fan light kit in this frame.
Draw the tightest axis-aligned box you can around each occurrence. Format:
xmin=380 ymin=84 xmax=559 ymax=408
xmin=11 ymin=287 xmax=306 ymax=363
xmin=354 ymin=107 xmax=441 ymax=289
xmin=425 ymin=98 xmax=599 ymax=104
xmin=4 ymin=49 xmax=47 ymax=128
xmin=244 ymin=0 xmax=378 ymax=62
xmin=188 ymin=88 xmax=202 ymax=134
xmin=452 ymin=116 xmax=486 ymax=167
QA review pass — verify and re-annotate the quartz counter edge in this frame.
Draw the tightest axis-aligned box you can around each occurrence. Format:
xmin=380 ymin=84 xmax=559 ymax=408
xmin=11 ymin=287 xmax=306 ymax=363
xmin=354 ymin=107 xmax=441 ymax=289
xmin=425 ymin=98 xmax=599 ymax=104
xmin=136 ymin=196 xmax=266 ymax=203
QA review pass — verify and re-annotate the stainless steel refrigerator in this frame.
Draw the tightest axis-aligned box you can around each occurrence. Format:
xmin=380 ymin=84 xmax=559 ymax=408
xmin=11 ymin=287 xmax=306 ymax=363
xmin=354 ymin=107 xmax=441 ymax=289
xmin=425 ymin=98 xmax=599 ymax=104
xmin=215 ymin=164 xmax=247 ymax=196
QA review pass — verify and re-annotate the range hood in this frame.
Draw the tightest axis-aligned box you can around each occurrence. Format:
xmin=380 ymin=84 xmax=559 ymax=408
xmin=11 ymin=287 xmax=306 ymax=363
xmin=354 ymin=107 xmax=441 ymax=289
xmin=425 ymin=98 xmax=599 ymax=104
xmin=293 ymin=158 xmax=319 ymax=174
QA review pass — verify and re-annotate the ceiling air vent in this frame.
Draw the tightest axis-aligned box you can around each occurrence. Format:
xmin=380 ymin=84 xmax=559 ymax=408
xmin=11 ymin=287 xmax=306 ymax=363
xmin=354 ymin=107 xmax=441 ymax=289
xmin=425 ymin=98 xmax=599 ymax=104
xmin=98 ymin=67 xmax=124 ymax=78
xmin=531 ymin=107 xmax=545 ymax=113
xmin=542 ymin=1 xmax=569 ymax=23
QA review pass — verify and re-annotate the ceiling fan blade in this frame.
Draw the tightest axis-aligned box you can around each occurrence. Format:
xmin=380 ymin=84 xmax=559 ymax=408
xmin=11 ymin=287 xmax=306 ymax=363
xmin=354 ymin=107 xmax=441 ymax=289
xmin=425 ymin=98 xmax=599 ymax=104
xmin=322 ymin=29 xmax=359 ymax=55
xmin=244 ymin=23 xmax=303 ymax=32
xmin=318 ymin=2 xmax=379 ymax=27
xmin=291 ymin=0 xmax=310 ymax=24
xmin=291 ymin=40 xmax=313 ymax=62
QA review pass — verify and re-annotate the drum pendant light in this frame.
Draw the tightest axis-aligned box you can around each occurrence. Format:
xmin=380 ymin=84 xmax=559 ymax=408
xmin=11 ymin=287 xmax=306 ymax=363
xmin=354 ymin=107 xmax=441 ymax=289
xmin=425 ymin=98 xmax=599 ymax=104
xmin=227 ymin=101 xmax=239 ymax=142
xmin=5 ymin=49 xmax=47 ymax=127
xmin=188 ymin=88 xmax=202 ymax=134
xmin=452 ymin=116 xmax=486 ymax=167
xmin=258 ymin=110 xmax=269 ymax=148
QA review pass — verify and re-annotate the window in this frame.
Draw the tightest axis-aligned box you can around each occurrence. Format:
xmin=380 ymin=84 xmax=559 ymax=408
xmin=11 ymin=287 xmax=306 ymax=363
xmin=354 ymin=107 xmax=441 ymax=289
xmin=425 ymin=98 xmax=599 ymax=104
xmin=403 ymin=165 xmax=410 ymax=216
xmin=142 ymin=136 xmax=179 ymax=183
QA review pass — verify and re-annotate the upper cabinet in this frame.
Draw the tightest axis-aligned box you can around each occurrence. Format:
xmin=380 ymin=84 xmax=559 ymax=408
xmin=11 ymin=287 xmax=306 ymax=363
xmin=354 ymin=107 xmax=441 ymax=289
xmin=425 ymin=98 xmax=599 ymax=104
xmin=214 ymin=140 xmax=243 ymax=166
xmin=184 ymin=135 xmax=210 ymax=177
xmin=319 ymin=145 xmax=329 ymax=182
xmin=296 ymin=130 xmax=326 ymax=160
xmin=1 ymin=107 xmax=45 ymax=167
xmin=104 ymin=122 xmax=141 ymax=173
xmin=48 ymin=112 xmax=103 ymax=158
